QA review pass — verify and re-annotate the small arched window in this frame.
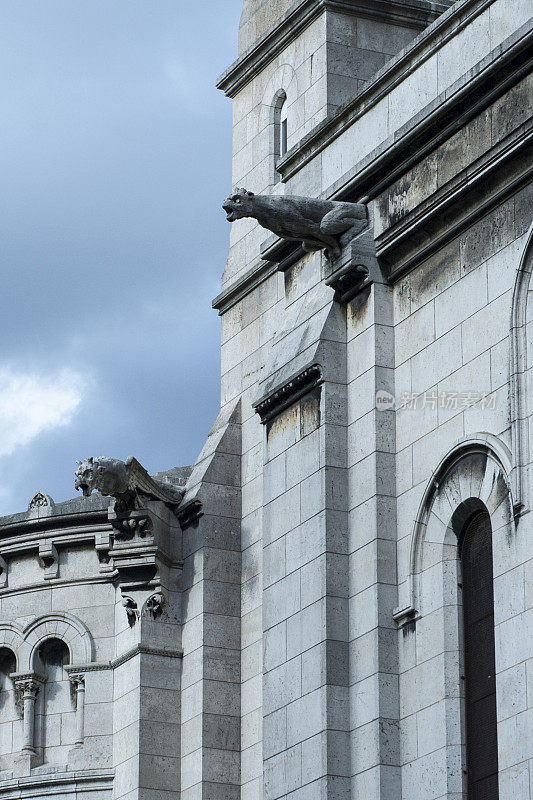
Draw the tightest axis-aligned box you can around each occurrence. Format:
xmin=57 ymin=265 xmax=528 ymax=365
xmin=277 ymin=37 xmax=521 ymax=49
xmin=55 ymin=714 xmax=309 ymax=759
xmin=0 ymin=647 xmax=16 ymax=708
xmin=273 ymin=90 xmax=288 ymax=182
xmin=460 ymin=510 xmax=499 ymax=799
xmin=279 ymin=96 xmax=288 ymax=157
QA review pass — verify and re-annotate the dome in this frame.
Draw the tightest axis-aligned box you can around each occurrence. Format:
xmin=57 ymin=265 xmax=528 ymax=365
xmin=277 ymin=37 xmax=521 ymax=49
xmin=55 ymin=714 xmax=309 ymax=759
xmin=238 ymin=0 xmax=296 ymax=54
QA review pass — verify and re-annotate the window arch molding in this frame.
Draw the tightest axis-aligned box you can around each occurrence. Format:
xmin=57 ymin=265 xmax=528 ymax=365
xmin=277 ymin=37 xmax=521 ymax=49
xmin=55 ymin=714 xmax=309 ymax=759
xmin=259 ymin=64 xmax=296 ymax=187
xmin=18 ymin=612 xmax=93 ymax=673
xmin=403 ymin=433 xmax=514 ymax=620
xmin=0 ymin=623 xmax=24 ymax=672
xmin=273 ymin=89 xmax=288 ymax=170
xmin=396 ymin=434 xmax=515 ymax=799
xmin=510 ymin=221 xmax=533 ymax=512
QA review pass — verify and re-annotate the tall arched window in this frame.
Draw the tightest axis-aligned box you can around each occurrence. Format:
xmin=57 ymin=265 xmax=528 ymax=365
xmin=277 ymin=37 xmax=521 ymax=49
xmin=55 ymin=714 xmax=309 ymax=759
xmin=460 ymin=510 xmax=499 ymax=799
xmin=37 ymin=639 xmax=75 ymax=763
xmin=0 ymin=648 xmax=17 ymax=767
xmin=273 ymin=90 xmax=288 ymax=182
xmin=280 ymin=96 xmax=288 ymax=158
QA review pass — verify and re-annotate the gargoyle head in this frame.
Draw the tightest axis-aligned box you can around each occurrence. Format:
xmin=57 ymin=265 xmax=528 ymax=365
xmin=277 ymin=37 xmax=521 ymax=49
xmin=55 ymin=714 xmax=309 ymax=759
xmin=222 ymin=188 xmax=255 ymax=222
xmin=75 ymin=456 xmax=130 ymax=499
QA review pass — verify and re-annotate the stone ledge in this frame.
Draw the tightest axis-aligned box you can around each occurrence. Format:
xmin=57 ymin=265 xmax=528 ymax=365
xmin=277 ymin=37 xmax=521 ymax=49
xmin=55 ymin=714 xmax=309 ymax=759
xmin=254 ymin=364 xmax=323 ymax=423
xmin=0 ymin=768 xmax=114 ymax=796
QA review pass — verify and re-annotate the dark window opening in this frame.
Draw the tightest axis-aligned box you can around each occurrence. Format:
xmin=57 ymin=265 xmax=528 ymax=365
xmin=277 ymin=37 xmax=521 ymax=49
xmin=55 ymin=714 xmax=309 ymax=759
xmin=460 ymin=510 xmax=499 ymax=800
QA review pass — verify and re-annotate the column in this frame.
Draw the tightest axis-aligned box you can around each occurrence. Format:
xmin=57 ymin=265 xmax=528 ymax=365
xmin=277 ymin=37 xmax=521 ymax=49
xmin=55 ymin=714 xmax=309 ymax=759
xmin=16 ymin=677 xmax=40 ymax=754
xmin=70 ymin=674 xmax=85 ymax=744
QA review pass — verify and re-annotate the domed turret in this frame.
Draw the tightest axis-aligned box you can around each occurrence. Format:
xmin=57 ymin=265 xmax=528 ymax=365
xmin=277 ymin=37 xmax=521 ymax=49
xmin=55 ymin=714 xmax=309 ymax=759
xmin=238 ymin=0 xmax=295 ymax=54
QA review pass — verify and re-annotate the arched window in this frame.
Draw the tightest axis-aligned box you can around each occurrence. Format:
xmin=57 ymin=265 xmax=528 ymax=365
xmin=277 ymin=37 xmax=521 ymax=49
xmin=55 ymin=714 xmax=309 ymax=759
xmin=37 ymin=639 xmax=75 ymax=763
xmin=273 ymin=90 xmax=288 ymax=182
xmin=460 ymin=510 xmax=499 ymax=799
xmin=0 ymin=648 xmax=17 ymax=765
xmin=279 ymin=96 xmax=288 ymax=157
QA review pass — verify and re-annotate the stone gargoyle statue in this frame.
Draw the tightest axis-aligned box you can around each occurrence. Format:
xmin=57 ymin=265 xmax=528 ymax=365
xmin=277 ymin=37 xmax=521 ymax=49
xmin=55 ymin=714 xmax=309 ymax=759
xmin=75 ymin=455 xmax=183 ymax=512
xmin=222 ymin=188 xmax=367 ymax=260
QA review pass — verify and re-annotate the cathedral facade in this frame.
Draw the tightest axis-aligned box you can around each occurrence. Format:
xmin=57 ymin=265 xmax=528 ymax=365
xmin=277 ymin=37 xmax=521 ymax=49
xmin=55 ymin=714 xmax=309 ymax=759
xmin=0 ymin=1 xmax=532 ymax=798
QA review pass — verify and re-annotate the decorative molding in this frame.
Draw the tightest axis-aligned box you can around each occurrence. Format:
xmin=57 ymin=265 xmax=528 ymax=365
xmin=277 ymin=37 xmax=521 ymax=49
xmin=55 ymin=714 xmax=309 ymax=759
xmin=110 ymin=644 xmax=183 ymax=670
xmin=23 ymin=612 xmax=93 ymax=670
xmin=404 ymin=435 xmax=514 ymax=619
xmin=66 ymin=662 xmax=112 ymax=673
xmin=0 ymin=575 xmax=116 ymax=599
xmin=27 ymin=492 xmax=55 ymax=516
xmin=213 ymin=259 xmax=279 ymax=315
xmin=0 ymin=769 xmax=114 ymax=795
xmin=217 ymin=0 xmax=449 ymax=97
xmin=510 ymin=221 xmax=533 ymax=513
xmin=392 ymin=604 xmax=419 ymax=630
xmin=0 ymin=510 xmax=110 ymax=540
xmin=254 ymin=365 xmax=323 ymax=423
xmin=378 ymin=121 xmax=533 ymax=277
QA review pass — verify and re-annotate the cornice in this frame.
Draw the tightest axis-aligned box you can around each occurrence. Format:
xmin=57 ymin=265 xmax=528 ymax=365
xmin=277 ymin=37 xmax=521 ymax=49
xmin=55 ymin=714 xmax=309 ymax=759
xmin=217 ymin=0 xmax=449 ymax=98
xmin=0 ymin=509 xmax=110 ymax=539
xmin=213 ymin=259 xmax=278 ymax=315
xmin=254 ymin=365 xmax=323 ymax=423
xmin=111 ymin=644 xmax=183 ymax=669
xmin=0 ymin=769 xmax=114 ymax=795
xmin=277 ymin=0 xmax=497 ymax=181
xmin=382 ymin=126 xmax=533 ymax=281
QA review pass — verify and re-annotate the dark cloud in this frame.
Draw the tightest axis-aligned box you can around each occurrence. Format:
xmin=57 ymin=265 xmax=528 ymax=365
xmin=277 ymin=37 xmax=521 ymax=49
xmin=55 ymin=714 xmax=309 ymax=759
xmin=0 ymin=0 xmax=242 ymax=513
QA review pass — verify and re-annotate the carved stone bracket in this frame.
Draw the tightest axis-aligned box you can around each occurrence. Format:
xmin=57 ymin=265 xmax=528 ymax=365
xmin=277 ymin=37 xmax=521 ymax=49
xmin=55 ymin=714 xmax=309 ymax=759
xmin=145 ymin=592 xmax=165 ymax=620
xmin=122 ymin=596 xmax=139 ymax=627
xmin=38 ymin=540 xmax=59 ymax=580
xmin=323 ymin=227 xmax=386 ymax=303
xmin=111 ymin=511 xmax=153 ymax=542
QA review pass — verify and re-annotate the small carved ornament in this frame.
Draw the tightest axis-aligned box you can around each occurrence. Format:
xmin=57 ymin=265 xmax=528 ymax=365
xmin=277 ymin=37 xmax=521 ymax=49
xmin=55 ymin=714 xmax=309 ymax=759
xmin=145 ymin=592 xmax=165 ymax=620
xmin=122 ymin=596 xmax=139 ymax=627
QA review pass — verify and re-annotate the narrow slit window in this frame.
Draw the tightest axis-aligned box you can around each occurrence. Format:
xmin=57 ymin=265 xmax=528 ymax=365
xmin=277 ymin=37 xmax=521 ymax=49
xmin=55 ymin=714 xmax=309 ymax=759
xmin=280 ymin=101 xmax=288 ymax=157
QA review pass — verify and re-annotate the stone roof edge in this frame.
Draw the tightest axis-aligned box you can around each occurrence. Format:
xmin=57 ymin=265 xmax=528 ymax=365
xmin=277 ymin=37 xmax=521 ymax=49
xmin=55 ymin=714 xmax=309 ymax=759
xmin=216 ymin=0 xmax=450 ymax=97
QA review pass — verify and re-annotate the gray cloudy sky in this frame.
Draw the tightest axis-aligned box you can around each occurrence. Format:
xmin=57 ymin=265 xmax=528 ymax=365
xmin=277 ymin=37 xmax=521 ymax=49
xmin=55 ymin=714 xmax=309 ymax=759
xmin=0 ymin=1 xmax=242 ymax=514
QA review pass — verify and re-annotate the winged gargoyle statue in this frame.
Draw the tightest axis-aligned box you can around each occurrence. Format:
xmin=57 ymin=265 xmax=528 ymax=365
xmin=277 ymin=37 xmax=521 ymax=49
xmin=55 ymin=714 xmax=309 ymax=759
xmin=75 ymin=455 xmax=183 ymax=512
